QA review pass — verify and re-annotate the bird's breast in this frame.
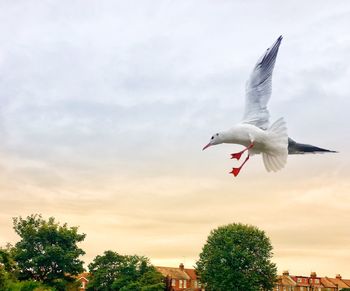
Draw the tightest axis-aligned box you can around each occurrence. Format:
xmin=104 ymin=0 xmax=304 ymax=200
xmin=224 ymin=125 xmax=269 ymax=149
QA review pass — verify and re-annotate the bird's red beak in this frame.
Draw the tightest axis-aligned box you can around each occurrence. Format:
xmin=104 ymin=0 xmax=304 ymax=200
xmin=202 ymin=143 xmax=211 ymax=151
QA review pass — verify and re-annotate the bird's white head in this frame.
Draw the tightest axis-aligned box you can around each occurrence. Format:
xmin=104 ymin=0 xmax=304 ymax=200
xmin=202 ymin=132 xmax=223 ymax=150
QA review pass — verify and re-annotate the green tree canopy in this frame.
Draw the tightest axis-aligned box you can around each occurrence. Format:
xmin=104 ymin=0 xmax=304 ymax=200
xmin=0 ymin=250 xmax=54 ymax=291
xmin=0 ymin=267 xmax=10 ymax=291
xmin=196 ymin=223 xmax=277 ymax=291
xmin=87 ymin=250 xmax=124 ymax=290
xmin=0 ymin=244 xmax=18 ymax=290
xmin=87 ymin=250 xmax=164 ymax=291
xmin=13 ymin=214 xmax=86 ymax=286
xmin=0 ymin=245 xmax=18 ymax=275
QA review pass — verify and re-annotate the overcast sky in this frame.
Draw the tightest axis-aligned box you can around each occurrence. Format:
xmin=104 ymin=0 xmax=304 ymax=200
xmin=1 ymin=0 xmax=350 ymax=277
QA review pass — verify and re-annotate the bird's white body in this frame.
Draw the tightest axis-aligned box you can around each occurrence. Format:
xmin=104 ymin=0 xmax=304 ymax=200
xmin=218 ymin=118 xmax=288 ymax=172
xmin=221 ymin=123 xmax=269 ymax=152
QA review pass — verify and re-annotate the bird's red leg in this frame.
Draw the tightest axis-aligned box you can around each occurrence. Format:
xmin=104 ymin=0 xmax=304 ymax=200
xmin=230 ymin=155 xmax=250 ymax=177
xmin=230 ymin=142 xmax=254 ymax=160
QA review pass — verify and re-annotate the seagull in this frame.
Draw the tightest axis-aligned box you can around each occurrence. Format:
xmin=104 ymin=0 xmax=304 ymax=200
xmin=202 ymin=35 xmax=336 ymax=177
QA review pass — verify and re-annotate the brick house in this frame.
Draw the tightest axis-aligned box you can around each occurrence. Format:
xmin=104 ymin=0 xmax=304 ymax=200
xmin=76 ymin=263 xmax=204 ymax=291
xmin=308 ymin=272 xmax=324 ymax=290
xmin=275 ymin=270 xmax=297 ymax=290
xmin=156 ymin=263 xmax=204 ymax=291
xmin=76 ymin=268 xmax=350 ymax=291
xmin=76 ymin=272 xmax=89 ymax=291
xmin=326 ymin=274 xmax=350 ymax=290
xmin=292 ymin=275 xmax=313 ymax=290
xmin=273 ymin=271 xmax=349 ymax=291
xmin=342 ymin=278 xmax=350 ymax=288
xmin=320 ymin=277 xmax=337 ymax=290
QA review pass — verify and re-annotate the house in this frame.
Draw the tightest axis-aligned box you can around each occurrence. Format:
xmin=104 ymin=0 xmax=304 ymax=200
xmin=342 ymin=278 xmax=350 ymax=289
xmin=76 ymin=272 xmax=89 ymax=291
xmin=292 ymin=275 xmax=312 ymax=290
xmin=308 ymin=272 xmax=323 ymax=290
xmin=320 ymin=277 xmax=337 ymax=291
xmin=274 ymin=271 xmax=350 ymax=291
xmin=184 ymin=267 xmax=203 ymax=290
xmin=75 ymin=264 xmax=204 ymax=291
xmin=75 ymin=267 xmax=350 ymax=291
xmin=156 ymin=263 xmax=204 ymax=291
xmin=274 ymin=270 xmax=297 ymax=290
xmin=326 ymin=274 xmax=350 ymax=290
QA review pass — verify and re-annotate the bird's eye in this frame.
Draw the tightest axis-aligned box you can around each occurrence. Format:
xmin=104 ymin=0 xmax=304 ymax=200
xmin=211 ymin=136 xmax=214 ymax=140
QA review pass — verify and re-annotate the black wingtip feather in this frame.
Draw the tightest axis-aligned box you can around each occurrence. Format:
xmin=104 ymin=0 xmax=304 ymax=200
xmin=274 ymin=35 xmax=283 ymax=47
xmin=258 ymin=35 xmax=283 ymax=69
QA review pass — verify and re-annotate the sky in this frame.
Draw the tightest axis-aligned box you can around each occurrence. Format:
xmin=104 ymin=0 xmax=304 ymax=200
xmin=1 ymin=0 xmax=350 ymax=278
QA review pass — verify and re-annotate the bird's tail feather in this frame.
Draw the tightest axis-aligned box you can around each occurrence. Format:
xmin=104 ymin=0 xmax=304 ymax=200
xmin=262 ymin=118 xmax=288 ymax=172
xmin=288 ymin=138 xmax=337 ymax=154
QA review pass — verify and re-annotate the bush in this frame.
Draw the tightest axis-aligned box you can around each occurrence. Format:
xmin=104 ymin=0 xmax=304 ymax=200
xmin=6 ymin=280 xmax=54 ymax=291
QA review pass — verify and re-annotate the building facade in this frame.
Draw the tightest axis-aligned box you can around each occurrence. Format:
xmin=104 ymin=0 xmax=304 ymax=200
xmin=76 ymin=268 xmax=350 ymax=291
xmin=156 ymin=263 xmax=204 ymax=291
xmin=76 ymin=263 xmax=204 ymax=291
xmin=76 ymin=272 xmax=89 ymax=291
xmin=273 ymin=271 xmax=350 ymax=291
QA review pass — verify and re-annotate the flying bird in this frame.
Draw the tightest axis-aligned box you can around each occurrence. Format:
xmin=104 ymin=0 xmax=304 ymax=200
xmin=203 ymin=35 xmax=335 ymax=176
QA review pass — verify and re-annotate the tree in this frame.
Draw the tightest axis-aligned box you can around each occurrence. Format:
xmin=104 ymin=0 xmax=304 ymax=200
xmin=87 ymin=250 xmax=164 ymax=291
xmin=0 ymin=245 xmax=18 ymax=290
xmin=0 ymin=267 xmax=10 ymax=290
xmin=13 ymin=214 xmax=86 ymax=287
xmin=1 ymin=244 xmax=55 ymax=291
xmin=196 ymin=223 xmax=277 ymax=291
xmin=87 ymin=250 xmax=124 ymax=290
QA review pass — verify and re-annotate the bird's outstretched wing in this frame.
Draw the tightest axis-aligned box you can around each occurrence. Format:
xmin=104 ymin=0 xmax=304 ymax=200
xmin=242 ymin=35 xmax=283 ymax=130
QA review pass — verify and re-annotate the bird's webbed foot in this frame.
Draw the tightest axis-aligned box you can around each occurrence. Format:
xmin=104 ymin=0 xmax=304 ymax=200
xmin=229 ymin=142 xmax=254 ymax=177
xmin=230 ymin=155 xmax=250 ymax=177
xmin=230 ymin=142 xmax=255 ymax=160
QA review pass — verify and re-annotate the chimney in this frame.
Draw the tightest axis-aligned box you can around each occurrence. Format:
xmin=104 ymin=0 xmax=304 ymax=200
xmin=310 ymin=272 xmax=317 ymax=278
xmin=336 ymin=274 xmax=342 ymax=279
xmin=283 ymin=270 xmax=289 ymax=276
xmin=179 ymin=263 xmax=184 ymax=271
